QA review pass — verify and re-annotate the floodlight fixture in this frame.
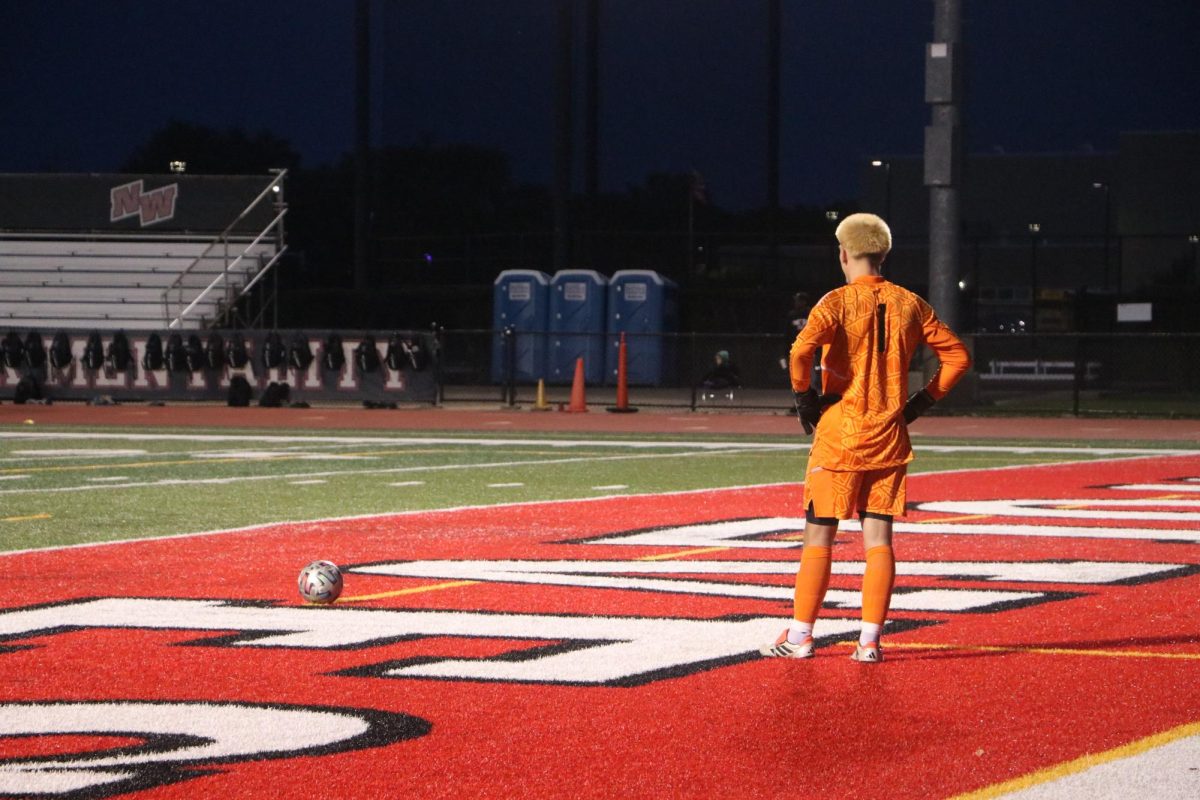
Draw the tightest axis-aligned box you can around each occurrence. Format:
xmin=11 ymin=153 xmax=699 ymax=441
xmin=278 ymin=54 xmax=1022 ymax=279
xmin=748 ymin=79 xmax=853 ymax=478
xmin=168 ymin=161 xmax=187 ymax=174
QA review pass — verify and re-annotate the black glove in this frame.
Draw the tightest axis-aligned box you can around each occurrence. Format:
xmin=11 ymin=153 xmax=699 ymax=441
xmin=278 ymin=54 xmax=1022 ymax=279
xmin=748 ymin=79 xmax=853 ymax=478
xmin=903 ymin=389 xmax=936 ymax=424
xmin=794 ymin=389 xmax=820 ymax=434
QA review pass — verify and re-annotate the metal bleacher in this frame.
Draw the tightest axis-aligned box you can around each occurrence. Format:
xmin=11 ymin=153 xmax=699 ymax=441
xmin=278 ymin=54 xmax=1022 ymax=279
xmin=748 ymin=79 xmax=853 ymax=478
xmin=0 ymin=170 xmax=287 ymax=332
xmin=0 ymin=236 xmax=276 ymax=330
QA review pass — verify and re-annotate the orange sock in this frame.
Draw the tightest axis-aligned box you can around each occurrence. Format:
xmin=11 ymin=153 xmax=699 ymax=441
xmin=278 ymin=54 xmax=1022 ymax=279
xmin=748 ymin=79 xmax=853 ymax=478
xmin=793 ymin=545 xmax=832 ymax=624
xmin=861 ymin=544 xmax=896 ymax=626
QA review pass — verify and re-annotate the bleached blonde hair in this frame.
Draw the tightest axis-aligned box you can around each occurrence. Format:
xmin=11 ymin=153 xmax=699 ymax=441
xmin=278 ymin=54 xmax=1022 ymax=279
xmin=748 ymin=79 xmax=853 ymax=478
xmin=835 ymin=213 xmax=892 ymax=260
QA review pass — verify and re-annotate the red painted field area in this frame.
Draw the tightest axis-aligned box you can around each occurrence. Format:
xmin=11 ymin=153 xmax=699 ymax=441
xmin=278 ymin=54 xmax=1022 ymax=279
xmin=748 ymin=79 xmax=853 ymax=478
xmin=2 ymin=456 xmax=1199 ymax=798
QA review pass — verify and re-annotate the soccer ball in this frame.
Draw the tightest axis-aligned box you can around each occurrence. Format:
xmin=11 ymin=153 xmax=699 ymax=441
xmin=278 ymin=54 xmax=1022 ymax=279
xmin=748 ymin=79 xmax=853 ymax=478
xmin=298 ymin=560 xmax=343 ymax=604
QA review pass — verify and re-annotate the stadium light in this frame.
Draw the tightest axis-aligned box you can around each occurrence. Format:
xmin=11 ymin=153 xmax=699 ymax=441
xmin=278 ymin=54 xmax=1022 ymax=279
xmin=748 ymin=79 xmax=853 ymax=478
xmin=168 ymin=161 xmax=187 ymax=174
xmin=871 ymin=159 xmax=892 ymax=220
xmin=825 ymin=210 xmax=839 ymax=222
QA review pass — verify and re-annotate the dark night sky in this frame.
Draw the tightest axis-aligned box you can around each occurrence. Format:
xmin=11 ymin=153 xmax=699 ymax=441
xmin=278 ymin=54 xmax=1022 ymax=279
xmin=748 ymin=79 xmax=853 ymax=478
xmin=3 ymin=1 xmax=1198 ymax=210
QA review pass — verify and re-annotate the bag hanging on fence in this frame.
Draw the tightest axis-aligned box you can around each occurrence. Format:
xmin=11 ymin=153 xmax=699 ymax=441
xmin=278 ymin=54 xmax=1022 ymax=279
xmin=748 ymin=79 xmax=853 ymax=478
xmin=24 ymin=331 xmax=46 ymax=369
xmin=185 ymin=334 xmax=206 ymax=372
xmin=106 ymin=331 xmax=133 ymax=372
xmin=205 ymin=332 xmax=225 ymax=370
xmin=226 ymin=332 xmax=249 ymax=369
xmin=288 ymin=333 xmax=314 ymax=371
xmin=49 ymin=331 xmax=73 ymax=370
xmin=142 ymin=333 xmax=165 ymax=371
xmin=261 ymin=332 xmax=286 ymax=370
xmin=355 ymin=336 xmax=380 ymax=373
xmin=322 ymin=332 xmax=345 ymax=371
xmin=165 ymin=333 xmax=188 ymax=373
xmin=82 ymin=332 xmax=105 ymax=371
xmin=2 ymin=331 xmax=25 ymax=369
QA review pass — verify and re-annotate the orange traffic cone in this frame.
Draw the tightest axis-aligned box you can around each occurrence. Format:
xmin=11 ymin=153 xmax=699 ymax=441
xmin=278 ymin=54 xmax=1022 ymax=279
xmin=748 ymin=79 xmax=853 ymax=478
xmin=565 ymin=357 xmax=588 ymax=412
xmin=606 ymin=332 xmax=638 ymax=413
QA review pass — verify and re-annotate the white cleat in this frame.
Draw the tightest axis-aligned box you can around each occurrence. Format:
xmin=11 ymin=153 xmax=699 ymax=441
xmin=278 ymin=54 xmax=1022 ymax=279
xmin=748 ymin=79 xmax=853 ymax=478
xmin=850 ymin=642 xmax=884 ymax=663
xmin=759 ymin=630 xmax=815 ymax=659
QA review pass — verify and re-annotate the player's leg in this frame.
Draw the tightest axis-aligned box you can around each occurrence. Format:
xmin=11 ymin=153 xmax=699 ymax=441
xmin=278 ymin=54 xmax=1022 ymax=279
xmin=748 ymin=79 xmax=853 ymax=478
xmin=850 ymin=466 xmax=905 ymax=663
xmin=762 ymin=467 xmax=856 ymax=658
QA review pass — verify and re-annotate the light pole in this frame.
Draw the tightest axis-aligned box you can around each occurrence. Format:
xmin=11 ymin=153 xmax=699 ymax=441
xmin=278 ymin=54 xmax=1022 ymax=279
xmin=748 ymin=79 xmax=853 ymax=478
xmin=871 ymin=160 xmax=892 ymax=221
xmin=1092 ymin=182 xmax=1111 ymax=290
xmin=1028 ymin=223 xmax=1041 ymax=333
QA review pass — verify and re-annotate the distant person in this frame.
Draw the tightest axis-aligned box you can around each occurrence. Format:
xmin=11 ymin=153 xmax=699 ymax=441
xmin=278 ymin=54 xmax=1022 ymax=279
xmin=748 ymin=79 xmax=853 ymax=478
xmin=700 ymin=350 xmax=740 ymax=391
xmin=762 ymin=213 xmax=971 ymax=663
xmin=781 ymin=292 xmax=811 ymax=371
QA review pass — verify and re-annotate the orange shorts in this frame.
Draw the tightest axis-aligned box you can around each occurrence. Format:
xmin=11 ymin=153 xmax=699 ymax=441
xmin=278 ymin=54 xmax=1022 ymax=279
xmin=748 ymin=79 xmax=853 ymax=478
xmin=803 ymin=463 xmax=907 ymax=520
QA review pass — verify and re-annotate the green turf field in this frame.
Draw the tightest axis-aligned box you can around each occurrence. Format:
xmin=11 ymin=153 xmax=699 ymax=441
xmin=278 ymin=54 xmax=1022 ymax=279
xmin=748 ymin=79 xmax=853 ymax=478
xmin=1 ymin=425 xmax=1195 ymax=552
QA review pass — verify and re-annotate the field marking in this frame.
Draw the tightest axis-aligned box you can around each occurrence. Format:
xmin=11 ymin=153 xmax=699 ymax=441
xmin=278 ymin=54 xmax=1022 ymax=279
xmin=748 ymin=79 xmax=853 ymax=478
xmin=388 ymin=481 xmax=426 ymax=487
xmin=948 ymin=719 xmax=1200 ymax=800
xmin=487 ymin=482 xmax=525 ymax=488
xmin=844 ymin=641 xmax=1200 ymax=661
xmin=915 ymin=513 xmax=996 ymax=524
xmin=3 ymin=448 xmax=1197 ymax=558
xmin=0 ymin=446 xmax=786 ymax=497
xmin=2 ymin=513 xmax=52 ymax=523
xmin=339 ymin=580 xmax=480 ymax=603
xmin=636 ymin=547 xmax=732 ymax=561
xmin=2 ymin=430 xmax=1196 ymax=455
xmin=591 ymin=484 xmax=629 ymax=490
xmin=0 ymin=475 xmax=30 ymax=481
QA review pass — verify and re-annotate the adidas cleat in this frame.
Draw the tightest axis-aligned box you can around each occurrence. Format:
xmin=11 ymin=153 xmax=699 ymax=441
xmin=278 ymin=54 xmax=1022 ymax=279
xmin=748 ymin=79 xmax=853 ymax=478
xmin=850 ymin=643 xmax=884 ymax=663
xmin=759 ymin=630 xmax=815 ymax=659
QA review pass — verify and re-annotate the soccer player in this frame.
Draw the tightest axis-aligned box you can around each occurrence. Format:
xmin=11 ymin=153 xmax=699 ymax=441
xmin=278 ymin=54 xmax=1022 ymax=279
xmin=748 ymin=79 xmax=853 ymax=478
xmin=761 ymin=213 xmax=971 ymax=663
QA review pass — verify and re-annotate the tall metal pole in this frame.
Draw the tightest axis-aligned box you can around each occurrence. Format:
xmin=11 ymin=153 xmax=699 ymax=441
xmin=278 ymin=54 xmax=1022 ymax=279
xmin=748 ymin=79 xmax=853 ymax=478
xmin=766 ymin=0 xmax=781 ymax=284
xmin=584 ymin=0 xmax=600 ymax=210
xmin=353 ymin=0 xmax=371 ymax=291
xmin=553 ymin=0 xmax=574 ymax=273
xmin=925 ymin=0 xmax=963 ymax=331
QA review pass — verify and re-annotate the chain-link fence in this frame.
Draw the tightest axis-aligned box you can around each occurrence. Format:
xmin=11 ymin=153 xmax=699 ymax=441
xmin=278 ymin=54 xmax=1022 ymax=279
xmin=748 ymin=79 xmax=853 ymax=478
xmin=436 ymin=329 xmax=1200 ymax=417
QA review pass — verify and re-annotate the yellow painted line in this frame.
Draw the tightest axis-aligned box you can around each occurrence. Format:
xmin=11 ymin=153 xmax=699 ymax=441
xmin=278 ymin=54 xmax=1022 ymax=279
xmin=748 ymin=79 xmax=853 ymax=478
xmin=636 ymin=546 xmax=730 ymax=561
xmin=338 ymin=580 xmax=480 ymax=603
xmin=838 ymin=640 xmax=1200 ymax=661
xmin=1056 ymin=492 xmax=1184 ymax=510
xmin=947 ymin=719 xmax=1200 ymax=800
xmin=915 ymin=513 xmax=994 ymax=524
xmin=2 ymin=513 xmax=52 ymax=523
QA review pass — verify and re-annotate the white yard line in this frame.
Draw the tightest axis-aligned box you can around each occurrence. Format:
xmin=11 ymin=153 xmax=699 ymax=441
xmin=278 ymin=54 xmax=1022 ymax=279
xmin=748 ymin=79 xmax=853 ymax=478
xmin=0 ymin=447 xmax=780 ymax=497
xmin=3 ymin=448 xmax=1197 ymax=558
xmin=1 ymin=430 xmax=1196 ymax=456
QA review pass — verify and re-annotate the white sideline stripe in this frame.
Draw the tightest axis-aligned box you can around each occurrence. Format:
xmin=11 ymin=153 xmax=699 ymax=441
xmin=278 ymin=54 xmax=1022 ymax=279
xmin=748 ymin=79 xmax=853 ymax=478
xmin=487 ymin=483 xmax=525 ymax=488
xmin=0 ymin=447 xmax=779 ymax=497
xmin=5 ymin=448 xmax=1196 ymax=558
xmin=0 ymin=475 xmax=30 ymax=481
xmin=388 ymin=481 xmax=425 ymax=487
xmin=0 ymin=430 xmax=1196 ymax=456
xmin=0 ymin=481 xmax=806 ymax=558
xmin=288 ymin=480 xmax=327 ymax=485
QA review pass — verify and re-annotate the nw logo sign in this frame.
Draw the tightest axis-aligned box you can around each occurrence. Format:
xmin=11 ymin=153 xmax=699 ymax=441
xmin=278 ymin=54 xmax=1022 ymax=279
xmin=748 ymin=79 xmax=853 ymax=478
xmin=110 ymin=179 xmax=178 ymax=226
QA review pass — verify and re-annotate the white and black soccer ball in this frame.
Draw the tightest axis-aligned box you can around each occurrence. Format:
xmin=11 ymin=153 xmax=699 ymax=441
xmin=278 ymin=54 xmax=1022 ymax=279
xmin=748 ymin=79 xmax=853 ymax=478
xmin=298 ymin=560 xmax=343 ymax=604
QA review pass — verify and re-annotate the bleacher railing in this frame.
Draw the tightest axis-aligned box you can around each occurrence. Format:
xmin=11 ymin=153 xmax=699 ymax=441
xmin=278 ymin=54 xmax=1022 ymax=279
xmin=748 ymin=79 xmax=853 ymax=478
xmin=163 ymin=170 xmax=288 ymax=329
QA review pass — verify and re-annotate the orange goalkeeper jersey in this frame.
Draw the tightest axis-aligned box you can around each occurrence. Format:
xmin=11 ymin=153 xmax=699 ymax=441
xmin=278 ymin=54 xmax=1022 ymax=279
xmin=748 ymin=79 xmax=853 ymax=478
xmin=789 ymin=274 xmax=971 ymax=471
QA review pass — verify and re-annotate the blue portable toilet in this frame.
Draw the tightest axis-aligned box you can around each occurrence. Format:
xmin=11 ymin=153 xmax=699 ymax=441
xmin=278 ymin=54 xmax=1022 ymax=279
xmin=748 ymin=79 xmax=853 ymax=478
xmin=491 ymin=270 xmax=550 ymax=383
xmin=548 ymin=269 xmax=608 ymax=385
xmin=606 ymin=270 xmax=679 ymax=386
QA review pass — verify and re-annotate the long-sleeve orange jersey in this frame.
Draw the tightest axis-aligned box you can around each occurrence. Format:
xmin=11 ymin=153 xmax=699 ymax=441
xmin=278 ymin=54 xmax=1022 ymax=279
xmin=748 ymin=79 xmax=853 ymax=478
xmin=790 ymin=274 xmax=971 ymax=471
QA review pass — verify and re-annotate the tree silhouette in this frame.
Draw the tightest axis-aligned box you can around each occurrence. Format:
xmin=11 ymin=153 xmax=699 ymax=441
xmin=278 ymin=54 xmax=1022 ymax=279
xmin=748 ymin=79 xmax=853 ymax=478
xmin=121 ymin=120 xmax=300 ymax=175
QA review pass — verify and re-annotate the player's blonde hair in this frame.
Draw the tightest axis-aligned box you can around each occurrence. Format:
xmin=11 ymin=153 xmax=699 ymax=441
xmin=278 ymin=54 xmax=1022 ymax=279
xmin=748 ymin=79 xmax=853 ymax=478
xmin=835 ymin=213 xmax=892 ymax=260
